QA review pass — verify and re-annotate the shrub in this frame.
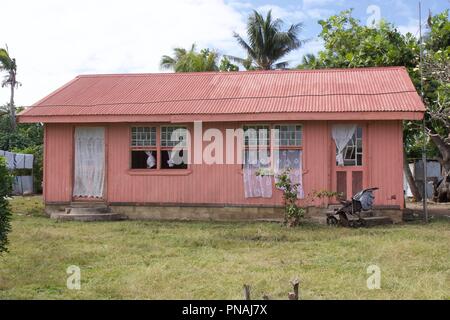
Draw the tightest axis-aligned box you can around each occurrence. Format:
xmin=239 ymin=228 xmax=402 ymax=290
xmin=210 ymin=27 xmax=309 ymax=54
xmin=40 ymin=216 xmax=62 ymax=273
xmin=0 ymin=156 xmax=12 ymax=253
xmin=274 ymin=169 xmax=305 ymax=227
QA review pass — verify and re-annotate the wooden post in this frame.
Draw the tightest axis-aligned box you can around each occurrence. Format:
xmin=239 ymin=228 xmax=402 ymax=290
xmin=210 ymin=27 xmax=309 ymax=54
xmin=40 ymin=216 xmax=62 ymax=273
xmin=243 ymin=284 xmax=251 ymax=300
xmin=288 ymin=278 xmax=300 ymax=300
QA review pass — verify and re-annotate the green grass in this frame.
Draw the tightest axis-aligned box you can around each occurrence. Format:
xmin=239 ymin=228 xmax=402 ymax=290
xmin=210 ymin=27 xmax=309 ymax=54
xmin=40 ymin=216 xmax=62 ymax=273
xmin=0 ymin=196 xmax=449 ymax=300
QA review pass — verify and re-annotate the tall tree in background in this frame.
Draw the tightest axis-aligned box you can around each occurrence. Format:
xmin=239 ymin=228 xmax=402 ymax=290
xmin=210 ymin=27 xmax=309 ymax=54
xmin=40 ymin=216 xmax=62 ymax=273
xmin=297 ymin=9 xmax=450 ymax=202
xmin=0 ymin=46 xmax=20 ymax=130
xmin=160 ymin=44 xmax=221 ymax=72
xmin=228 ymin=10 xmax=303 ymax=70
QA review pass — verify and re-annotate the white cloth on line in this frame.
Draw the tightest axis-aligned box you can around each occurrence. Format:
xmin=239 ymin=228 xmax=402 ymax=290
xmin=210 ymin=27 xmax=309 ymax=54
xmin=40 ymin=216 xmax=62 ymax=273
xmin=14 ymin=153 xmax=25 ymax=169
xmin=24 ymin=154 xmax=34 ymax=169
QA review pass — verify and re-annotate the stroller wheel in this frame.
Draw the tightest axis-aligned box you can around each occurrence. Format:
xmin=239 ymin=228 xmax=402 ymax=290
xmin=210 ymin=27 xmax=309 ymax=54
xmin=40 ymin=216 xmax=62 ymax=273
xmin=327 ymin=216 xmax=338 ymax=226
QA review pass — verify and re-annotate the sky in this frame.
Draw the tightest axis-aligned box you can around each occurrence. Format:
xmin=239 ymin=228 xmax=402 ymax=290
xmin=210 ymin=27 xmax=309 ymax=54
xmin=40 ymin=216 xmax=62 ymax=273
xmin=0 ymin=0 xmax=448 ymax=106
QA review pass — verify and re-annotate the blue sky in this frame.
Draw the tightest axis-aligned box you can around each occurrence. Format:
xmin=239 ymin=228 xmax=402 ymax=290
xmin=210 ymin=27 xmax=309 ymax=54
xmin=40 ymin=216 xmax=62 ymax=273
xmin=0 ymin=0 xmax=448 ymax=106
xmin=226 ymin=0 xmax=449 ymax=64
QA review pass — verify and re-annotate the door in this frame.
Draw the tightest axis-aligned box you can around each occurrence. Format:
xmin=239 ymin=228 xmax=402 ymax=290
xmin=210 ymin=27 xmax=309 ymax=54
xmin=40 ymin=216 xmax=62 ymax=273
xmin=331 ymin=125 xmax=366 ymax=201
xmin=73 ymin=127 xmax=105 ymax=199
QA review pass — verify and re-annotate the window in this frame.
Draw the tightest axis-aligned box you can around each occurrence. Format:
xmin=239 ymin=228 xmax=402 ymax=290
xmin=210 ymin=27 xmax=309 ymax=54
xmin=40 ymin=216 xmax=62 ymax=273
xmin=243 ymin=125 xmax=270 ymax=167
xmin=274 ymin=125 xmax=302 ymax=147
xmin=243 ymin=125 xmax=270 ymax=147
xmin=131 ymin=127 xmax=157 ymax=169
xmin=130 ymin=126 xmax=188 ymax=170
xmin=273 ymin=125 xmax=303 ymax=170
xmin=273 ymin=124 xmax=304 ymax=198
xmin=160 ymin=126 xmax=188 ymax=169
xmin=338 ymin=126 xmax=362 ymax=166
xmin=131 ymin=127 xmax=156 ymax=147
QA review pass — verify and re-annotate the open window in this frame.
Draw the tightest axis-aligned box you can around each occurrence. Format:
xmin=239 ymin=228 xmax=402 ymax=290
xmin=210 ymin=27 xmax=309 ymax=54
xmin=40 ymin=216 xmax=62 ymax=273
xmin=333 ymin=126 xmax=362 ymax=166
xmin=160 ymin=126 xmax=188 ymax=169
xmin=130 ymin=127 xmax=157 ymax=169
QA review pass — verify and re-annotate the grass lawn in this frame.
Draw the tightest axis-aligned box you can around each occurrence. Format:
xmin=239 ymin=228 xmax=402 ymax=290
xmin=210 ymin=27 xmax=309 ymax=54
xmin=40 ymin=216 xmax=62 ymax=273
xmin=0 ymin=196 xmax=449 ymax=300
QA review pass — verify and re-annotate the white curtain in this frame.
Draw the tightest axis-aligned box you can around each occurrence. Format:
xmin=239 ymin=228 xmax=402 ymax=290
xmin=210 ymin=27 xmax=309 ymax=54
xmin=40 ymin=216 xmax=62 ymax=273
xmin=243 ymin=163 xmax=273 ymax=198
xmin=331 ymin=124 xmax=357 ymax=166
xmin=243 ymin=151 xmax=272 ymax=198
xmin=145 ymin=151 xmax=156 ymax=168
xmin=275 ymin=150 xmax=304 ymax=199
xmin=73 ymin=127 xmax=105 ymax=198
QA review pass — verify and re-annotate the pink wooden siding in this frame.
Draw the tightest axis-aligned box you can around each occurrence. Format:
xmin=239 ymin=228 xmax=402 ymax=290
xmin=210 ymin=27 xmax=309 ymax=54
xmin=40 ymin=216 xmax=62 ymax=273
xmin=43 ymin=120 xmax=404 ymax=208
xmin=367 ymin=121 xmax=404 ymax=208
xmin=43 ymin=124 xmax=73 ymax=202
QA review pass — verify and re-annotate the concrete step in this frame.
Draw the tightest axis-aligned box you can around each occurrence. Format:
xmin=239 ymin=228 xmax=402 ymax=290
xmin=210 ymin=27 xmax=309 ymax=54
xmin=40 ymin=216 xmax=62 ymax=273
xmin=70 ymin=201 xmax=107 ymax=208
xmin=65 ymin=206 xmax=110 ymax=214
xmin=51 ymin=212 xmax=127 ymax=222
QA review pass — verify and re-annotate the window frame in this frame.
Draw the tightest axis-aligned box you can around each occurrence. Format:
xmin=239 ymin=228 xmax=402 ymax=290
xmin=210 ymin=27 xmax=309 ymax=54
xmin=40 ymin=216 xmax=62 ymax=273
xmin=337 ymin=126 xmax=363 ymax=167
xmin=160 ymin=125 xmax=189 ymax=169
xmin=242 ymin=124 xmax=271 ymax=167
xmin=130 ymin=126 xmax=158 ymax=170
xmin=273 ymin=124 xmax=303 ymax=171
xmin=129 ymin=124 xmax=190 ymax=172
xmin=241 ymin=123 xmax=304 ymax=169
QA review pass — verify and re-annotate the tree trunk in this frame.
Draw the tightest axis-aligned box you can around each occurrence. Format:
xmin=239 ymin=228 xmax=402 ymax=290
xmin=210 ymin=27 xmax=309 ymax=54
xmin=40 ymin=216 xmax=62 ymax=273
xmin=9 ymin=70 xmax=16 ymax=130
xmin=403 ymin=149 xmax=422 ymax=202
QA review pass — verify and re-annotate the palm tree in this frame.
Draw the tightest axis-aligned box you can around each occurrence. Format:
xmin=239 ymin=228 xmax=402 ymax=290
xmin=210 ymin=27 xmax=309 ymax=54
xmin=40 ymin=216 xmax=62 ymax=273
xmin=228 ymin=10 xmax=304 ymax=70
xmin=160 ymin=44 xmax=219 ymax=72
xmin=0 ymin=46 xmax=20 ymax=130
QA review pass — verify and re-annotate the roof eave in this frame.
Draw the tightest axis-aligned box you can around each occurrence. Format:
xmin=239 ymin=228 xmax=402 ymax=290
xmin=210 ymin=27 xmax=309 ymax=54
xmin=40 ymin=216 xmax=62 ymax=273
xmin=17 ymin=111 xmax=425 ymax=124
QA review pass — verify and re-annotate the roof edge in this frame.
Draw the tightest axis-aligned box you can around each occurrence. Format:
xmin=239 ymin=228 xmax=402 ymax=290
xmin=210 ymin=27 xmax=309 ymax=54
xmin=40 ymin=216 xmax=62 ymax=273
xmin=75 ymin=66 xmax=409 ymax=79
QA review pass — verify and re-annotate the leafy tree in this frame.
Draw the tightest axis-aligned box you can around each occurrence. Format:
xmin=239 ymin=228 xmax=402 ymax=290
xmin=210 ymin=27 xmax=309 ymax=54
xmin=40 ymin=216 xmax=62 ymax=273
xmin=228 ymin=10 xmax=304 ymax=70
xmin=299 ymin=9 xmax=418 ymax=69
xmin=0 ymin=46 xmax=20 ymax=130
xmin=0 ymin=156 xmax=12 ymax=253
xmin=160 ymin=44 xmax=219 ymax=72
xmin=421 ymin=11 xmax=450 ymax=201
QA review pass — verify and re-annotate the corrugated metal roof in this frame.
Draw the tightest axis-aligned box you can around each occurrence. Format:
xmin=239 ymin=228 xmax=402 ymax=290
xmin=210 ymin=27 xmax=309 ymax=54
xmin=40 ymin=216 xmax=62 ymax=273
xmin=19 ymin=67 xmax=425 ymax=119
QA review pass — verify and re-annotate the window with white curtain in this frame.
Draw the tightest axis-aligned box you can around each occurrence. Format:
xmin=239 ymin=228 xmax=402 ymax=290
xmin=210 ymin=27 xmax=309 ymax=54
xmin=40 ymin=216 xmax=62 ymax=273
xmin=338 ymin=126 xmax=363 ymax=166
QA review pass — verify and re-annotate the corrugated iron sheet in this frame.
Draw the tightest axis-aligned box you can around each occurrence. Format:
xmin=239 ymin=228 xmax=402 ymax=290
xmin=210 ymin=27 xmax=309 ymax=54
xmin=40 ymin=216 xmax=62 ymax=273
xmin=20 ymin=67 xmax=425 ymax=118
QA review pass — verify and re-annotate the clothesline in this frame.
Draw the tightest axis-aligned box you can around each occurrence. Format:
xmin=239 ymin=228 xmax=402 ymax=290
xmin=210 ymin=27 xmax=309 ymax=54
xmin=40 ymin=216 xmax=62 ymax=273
xmin=0 ymin=150 xmax=34 ymax=170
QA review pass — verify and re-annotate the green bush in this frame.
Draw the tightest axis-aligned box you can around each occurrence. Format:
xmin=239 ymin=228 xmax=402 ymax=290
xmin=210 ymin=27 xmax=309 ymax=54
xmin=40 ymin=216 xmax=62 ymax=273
xmin=0 ymin=156 xmax=12 ymax=253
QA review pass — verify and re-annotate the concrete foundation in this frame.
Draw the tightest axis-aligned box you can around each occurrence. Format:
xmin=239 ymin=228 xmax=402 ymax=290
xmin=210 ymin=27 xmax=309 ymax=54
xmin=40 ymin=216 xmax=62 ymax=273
xmin=44 ymin=202 xmax=403 ymax=224
xmin=109 ymin=204 xmax=285 ymax=221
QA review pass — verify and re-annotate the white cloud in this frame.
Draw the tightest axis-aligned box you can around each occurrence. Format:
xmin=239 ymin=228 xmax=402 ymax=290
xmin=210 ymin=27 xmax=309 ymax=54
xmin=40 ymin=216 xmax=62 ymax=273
xmin=0 ymin=0 xmax=247 ymax=106
xmin=397 ymin=18 xmax=420 ymax=37
xmin=305 ymin=8 xmax=333 ymax=20
xmin=257 ymin=4 xmax=307 ymax=22
xmin=302 ymin=0 xmax=342 ymax=9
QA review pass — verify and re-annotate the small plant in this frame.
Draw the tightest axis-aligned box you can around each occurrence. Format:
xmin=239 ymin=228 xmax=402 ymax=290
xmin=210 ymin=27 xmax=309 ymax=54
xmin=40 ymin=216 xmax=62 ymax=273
xmin=275 ymin=169 xmax=304 ymax=227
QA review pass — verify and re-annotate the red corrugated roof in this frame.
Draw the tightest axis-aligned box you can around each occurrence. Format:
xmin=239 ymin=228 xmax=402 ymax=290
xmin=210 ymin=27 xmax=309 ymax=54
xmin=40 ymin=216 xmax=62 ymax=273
xmin=19 ymin=67 xmax=425 ymax=121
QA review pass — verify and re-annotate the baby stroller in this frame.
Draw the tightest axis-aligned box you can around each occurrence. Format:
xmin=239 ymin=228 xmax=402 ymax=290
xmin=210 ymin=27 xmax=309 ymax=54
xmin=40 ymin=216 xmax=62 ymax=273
xmin=326 ymin=187 xmax=378 ymax=227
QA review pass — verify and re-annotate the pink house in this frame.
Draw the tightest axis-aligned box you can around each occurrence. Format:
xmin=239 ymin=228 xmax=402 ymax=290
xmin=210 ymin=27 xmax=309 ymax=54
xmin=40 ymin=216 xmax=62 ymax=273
xmin=18 ymin=67 xmax=425 ymax=221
